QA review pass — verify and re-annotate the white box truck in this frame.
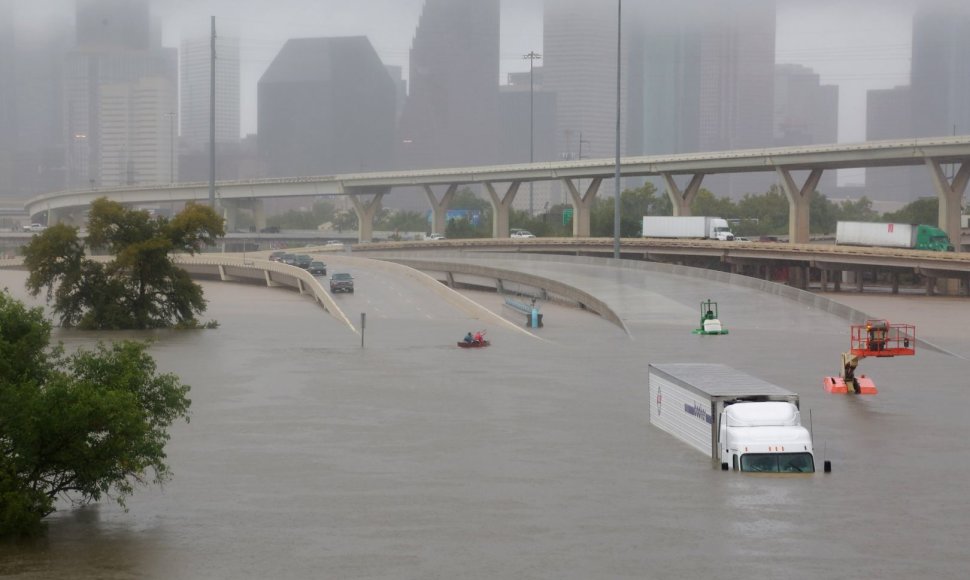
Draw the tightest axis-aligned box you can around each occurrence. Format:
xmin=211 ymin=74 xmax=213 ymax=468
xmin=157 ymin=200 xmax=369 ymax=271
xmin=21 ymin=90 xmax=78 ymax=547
xmin=641 ymin=216 xmax=734 ymax=240
xmin=835 ymin=221 xmax=953 ymax=252
xmin=648 ymin=363 xmax=828 ymax=473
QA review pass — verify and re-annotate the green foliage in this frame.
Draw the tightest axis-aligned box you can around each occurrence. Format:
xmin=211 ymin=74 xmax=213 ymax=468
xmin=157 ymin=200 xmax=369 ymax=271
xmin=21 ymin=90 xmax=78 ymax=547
xmin=267 ymin=200 xmax=337 ymax=230
xmin=378 ymin=210 xmax=429 ymax=233
xmin=0 ymin=291 xmax=191 ymax=536
xmin=882 ymin=197 xmax=939 ymax=225
xmin=590 ymin=182 xmax=671 ymax=236
xmin=839 ymin=196 xmax=879 ymax=222
xmin=690 ymin=189 xmax=735 ymax=218
xmin=22 ymin=198 xmax=223 ymax=329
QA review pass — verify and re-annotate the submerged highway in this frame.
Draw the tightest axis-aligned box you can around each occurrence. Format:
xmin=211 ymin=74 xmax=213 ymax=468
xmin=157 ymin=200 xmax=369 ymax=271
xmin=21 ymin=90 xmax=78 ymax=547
xmin=1 ymin=254 xmax=968 ymax=579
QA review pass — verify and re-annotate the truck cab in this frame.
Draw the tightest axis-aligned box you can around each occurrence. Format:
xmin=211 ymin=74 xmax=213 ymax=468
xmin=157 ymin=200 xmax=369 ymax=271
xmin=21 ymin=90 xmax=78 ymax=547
xmin=709 ymin=218 xmax=735 ymax=241
xmin=913 ymin=224 xmax=954 ymax=252
xmin=718 ymin=402 xmax=815 ymax=473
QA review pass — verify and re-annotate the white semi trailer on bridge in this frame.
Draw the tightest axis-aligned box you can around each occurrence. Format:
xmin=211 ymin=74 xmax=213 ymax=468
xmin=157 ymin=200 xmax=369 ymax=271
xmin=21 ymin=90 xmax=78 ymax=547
xmin=641 ymin=216 xmax=735 ymax=241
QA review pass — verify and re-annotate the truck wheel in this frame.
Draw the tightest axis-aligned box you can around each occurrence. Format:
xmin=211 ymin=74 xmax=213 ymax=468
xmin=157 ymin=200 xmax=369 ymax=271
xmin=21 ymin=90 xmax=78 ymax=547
xmin=823 ymin=460 xmax=832 ymax=473
xmin=721 ymin=462 xmax=729 ymax=471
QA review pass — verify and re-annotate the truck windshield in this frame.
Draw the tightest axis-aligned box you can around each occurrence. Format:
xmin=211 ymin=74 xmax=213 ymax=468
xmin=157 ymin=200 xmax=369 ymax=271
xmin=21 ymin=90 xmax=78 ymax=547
xmin=740 ymin=453 xmax=814 ymax=473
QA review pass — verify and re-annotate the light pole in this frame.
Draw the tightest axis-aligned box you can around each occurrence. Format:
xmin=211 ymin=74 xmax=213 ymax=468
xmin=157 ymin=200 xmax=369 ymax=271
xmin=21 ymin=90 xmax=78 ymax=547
xmin=524 ymin=50 xmax=542 ymax=217
xmin=613 ymin=0 xmax=622 ymax=259
xmin=165 ymin=111 xmax=176 ymax=184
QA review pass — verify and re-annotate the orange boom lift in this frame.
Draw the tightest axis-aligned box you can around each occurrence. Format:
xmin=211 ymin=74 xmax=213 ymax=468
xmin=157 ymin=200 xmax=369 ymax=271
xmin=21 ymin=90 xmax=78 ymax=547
xmin=823 ymin=319 xmax=916 ymax=395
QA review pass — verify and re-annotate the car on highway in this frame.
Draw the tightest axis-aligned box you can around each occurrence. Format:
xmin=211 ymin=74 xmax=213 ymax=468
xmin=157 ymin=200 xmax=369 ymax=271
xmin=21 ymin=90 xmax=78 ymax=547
xmin=307 ymin=261 xmax=327 ymax=276
xmin=23 ymin=223 xmax=46 ymax=232
xmin=329 ymin=272 xmax=354 ymax=293
xmin=427 ymin=233 xmax=446 ymax=240
xmin=293 ymin=254 xmax=313 ymax=269
xmin=510 ymin=230 xmax=535 ymax=238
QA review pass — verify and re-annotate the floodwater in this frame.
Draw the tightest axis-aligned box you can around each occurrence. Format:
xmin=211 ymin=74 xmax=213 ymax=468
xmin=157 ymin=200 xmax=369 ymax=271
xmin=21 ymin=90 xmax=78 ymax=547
xmin=1 ymin=256 xmax=969 ymax=579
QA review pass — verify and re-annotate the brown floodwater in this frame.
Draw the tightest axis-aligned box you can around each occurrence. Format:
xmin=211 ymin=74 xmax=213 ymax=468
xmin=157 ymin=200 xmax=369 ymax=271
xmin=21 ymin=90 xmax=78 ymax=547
xmin=1 ymin=257 xmax=969 ymax=580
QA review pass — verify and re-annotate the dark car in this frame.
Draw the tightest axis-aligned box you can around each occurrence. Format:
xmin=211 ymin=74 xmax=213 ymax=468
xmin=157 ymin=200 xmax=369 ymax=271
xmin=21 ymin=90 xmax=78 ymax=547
xmin=293 ymin=254 xmax=313 ymax=269
xmin=269 ymin=251 xmax=287 ymax=262
xmin=280 ymin=253 xmax=297 ymax=265
xmin=329 ymin=272 xmax=354 ymax=293
xmin=307 ymin=261 xmax=327 ymax=276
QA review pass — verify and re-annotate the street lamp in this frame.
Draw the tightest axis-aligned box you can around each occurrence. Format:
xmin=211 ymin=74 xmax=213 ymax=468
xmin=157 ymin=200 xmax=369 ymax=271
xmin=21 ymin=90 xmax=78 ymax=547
xmin=524 ymin=50 xmax=542 ymax=217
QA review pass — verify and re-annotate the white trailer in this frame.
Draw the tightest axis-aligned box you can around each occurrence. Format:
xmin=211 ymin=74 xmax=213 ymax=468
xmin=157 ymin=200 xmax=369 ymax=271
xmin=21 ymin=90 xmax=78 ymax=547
xmin=835 ymin=221 xmax=953 ymax=252
xmin=648 ymin=363 xmax=827 ymax=473
xmin=641 ymin=216 xmax=734 ymax=241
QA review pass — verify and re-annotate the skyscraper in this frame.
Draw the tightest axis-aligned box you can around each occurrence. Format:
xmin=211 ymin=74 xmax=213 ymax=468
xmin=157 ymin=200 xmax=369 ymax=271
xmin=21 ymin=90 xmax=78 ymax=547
xmin=0 ymin=0 xmax=16 ymax=198
xmin=543 ymin=0 xmax=623 ymax=165
xmin=64 ymin=0 xmax=177 ymax=188
xmin=396 ymin=0 xmax=500 ymax=170
xmin=180 ymin=35 xmax=240 ymax=151
xmin=625 ymin=0 xmax=776 ymax=197
xmin=774 ymin=63 xmax=838 ymax=195
xmin=258 ymin=37 xmax=396 ymax=178
xmin=866 ymin=85 xmax=918 ymax=201
xmin=910 ymin=1 xmax=970 ymax=139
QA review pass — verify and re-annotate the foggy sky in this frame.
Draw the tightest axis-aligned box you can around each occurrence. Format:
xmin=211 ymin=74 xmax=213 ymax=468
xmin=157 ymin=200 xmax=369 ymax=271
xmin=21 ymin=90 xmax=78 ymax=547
xmin=10 ymin=0 xmax=921 ymax=152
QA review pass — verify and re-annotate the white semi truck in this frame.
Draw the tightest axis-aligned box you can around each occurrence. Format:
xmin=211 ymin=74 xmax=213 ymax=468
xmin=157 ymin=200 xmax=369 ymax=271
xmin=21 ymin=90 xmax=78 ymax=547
xmin=641 ymin=216 xmax=735 ymax=240
xmin=835 ymin=221 xmax=953 ymax=252
xmin=648 ymin=363 xmax=829 ymax=473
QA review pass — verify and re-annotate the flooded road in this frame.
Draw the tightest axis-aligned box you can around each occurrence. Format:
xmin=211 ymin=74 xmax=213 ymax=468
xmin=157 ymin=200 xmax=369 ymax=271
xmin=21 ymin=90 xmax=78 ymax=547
xmin=1 ymin=258 xmax=969 ymax=579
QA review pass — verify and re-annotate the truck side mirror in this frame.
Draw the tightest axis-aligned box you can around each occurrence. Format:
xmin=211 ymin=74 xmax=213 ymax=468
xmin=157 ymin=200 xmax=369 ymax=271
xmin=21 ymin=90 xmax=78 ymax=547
xmin=721 ymin=462 xmax=729 ymax=471
xmin=823 ymin=460 xmax=832 ymax=473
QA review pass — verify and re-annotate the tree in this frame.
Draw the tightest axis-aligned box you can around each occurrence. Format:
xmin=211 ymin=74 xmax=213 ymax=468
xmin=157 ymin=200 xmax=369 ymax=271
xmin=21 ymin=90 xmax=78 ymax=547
xmin=882 ymin=197 xmax=939 ymax=225
xmin=22 ymin=198 xmax=224 ymax=330
xmin=0 ymin=291 xmax=191 ymax=536
xmin=837 ymin=196 xmax=879 ymax=222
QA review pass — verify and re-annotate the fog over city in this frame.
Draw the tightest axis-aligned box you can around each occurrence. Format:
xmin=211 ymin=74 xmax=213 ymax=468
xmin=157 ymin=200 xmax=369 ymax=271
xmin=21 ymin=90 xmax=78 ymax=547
xmin=2 ymin=0 xmax=967 ymax=204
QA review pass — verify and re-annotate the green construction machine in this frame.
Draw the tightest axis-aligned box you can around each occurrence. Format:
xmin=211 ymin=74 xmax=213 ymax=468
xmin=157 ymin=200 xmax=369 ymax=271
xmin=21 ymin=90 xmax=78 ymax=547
xmin=692 ymin=299 xmax=729 ymax=335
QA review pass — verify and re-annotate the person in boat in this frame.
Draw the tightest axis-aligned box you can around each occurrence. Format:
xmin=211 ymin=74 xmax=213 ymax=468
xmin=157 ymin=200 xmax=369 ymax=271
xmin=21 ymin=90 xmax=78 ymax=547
xmin=473 ymin=331 xmax=484 ymax=344
xmin=464 ymin=332 xmax=474 ymax=344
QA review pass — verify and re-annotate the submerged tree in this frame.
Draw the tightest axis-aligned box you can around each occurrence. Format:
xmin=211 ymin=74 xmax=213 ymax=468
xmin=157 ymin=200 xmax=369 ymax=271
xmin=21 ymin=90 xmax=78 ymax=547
xmin=0 ymin=291 xmax=191 ymax=536
xmin=22 ymin=198 xmax=224 ymax=329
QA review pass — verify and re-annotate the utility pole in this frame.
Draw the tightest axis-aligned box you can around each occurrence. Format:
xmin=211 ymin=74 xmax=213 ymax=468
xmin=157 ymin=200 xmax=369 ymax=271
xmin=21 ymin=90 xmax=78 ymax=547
xmin=209 ymin=16 xmax=216 ymax=209
xmin=613 ymin=0 xmax=622 ymax=259
xmin=524 ymin=51 xmax=542 ymax=217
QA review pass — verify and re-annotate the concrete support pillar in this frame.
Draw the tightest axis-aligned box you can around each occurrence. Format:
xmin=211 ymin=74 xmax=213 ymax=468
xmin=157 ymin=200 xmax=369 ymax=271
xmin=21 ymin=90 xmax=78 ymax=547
xmin=833 ymin=271 xmax=841 ymax=292
xmin=252 ymin=199 xmax=266 ymax=231
xmin=764 ymin=265 xmax=772 ymax=281
xmin=348 ymin=190 xmax=387 ymax=243
xmin=47 ymin=208 xmax=60 ymax=226
xmin=661 ymin=173 xmax=704 ymax=217
xmin=891 ymin=272 xmax=900 ymax=294
xmin=221 ymin=200 xmax=241 ymax=232
xmin=423 ymin=184 xmax=458 ymax=235
xmin=856 ymin=271 xmax=864 ymax=293
xmin=264 ymin=271 xmax=281 ymax=287
xmin=820 ymin=270 xmax=829 ymax=292
xmin=485 ymin=181 xmax=521 ymax=239
xmin=776 ymin=167 xmax=823 ymax=245
xmin=562 ymin=177 xmax=602 ymax=237
xmin=926 ymin=159 xmax=969 ymax=254
xmin=925 ymin=276 xmax=937 ymax=296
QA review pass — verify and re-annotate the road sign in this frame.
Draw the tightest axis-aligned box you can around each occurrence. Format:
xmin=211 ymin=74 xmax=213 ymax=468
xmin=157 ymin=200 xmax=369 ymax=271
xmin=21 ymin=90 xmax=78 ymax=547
xmin=562 ymin=208 xmax=573 ymax=225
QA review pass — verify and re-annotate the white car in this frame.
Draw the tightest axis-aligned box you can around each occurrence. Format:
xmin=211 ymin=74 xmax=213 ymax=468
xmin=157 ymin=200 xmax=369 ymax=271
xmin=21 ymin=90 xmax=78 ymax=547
xmin=427 ymin=233 xmax=446 ymax=240
xmin=24 ymin=223 xmax=46 ymax=232
xmin=510 ymin=230 xmax=535 ymax=238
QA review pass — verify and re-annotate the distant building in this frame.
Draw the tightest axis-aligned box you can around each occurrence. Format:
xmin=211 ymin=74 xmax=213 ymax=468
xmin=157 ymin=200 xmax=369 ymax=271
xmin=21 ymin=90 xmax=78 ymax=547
xmin=76 ymin=0 xmax=152 ymax=52
xmin=500 ymin=68 xmax=557 ymax=211
xmin=774 ymin=63 xmax=838 ymax=195
xmin=866 ymin=86 xmax=920 ymax=202
xmin=258 ymin=37 xmax=396 ymax=178
xmin=0 ymin=0 xmax=15 ymax=197
xmin=910 ymin=2 xmax=970 ymax=139
xmin=624 ymin=0 xmax=776 ymax=198
xmin=179 ymin=35 xmax=240 ymax=151
xmin=64 ymin=0 xmax=176 ymax=189
xmin=544 ymin=0 xmax=623 ymax=167
xmin=396 ymin=0 xmax=501 ymax=170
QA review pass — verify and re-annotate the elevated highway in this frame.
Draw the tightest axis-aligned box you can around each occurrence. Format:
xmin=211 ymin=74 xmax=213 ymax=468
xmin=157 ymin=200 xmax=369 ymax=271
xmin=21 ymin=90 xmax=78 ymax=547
xmin=24 ymin=135 xmax=970 ymax=247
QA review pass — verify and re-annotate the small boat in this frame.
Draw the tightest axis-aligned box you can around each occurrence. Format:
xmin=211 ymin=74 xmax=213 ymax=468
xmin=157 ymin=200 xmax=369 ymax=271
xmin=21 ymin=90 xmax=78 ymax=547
xmin=457 ymin=340 xmax=490 ymax=348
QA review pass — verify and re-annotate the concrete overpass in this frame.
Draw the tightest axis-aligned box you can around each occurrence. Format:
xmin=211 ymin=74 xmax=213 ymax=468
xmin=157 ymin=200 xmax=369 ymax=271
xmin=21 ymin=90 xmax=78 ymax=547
xmin=24 ymin=136 xmax=970 ymax=248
